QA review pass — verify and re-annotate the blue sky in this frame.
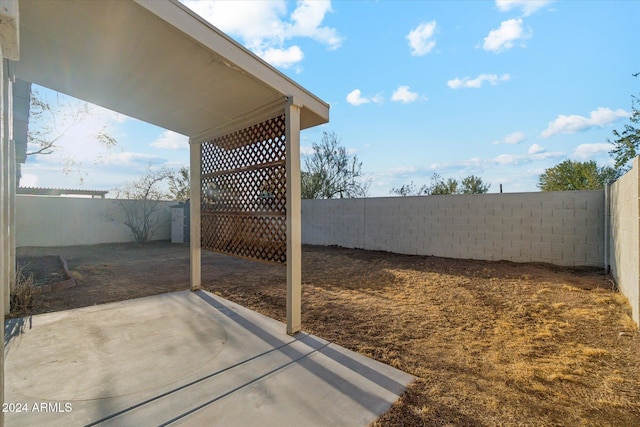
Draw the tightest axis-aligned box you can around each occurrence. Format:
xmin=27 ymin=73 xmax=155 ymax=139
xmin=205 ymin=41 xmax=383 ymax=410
xmin=21 ymin=0 xmax=639 ymax=196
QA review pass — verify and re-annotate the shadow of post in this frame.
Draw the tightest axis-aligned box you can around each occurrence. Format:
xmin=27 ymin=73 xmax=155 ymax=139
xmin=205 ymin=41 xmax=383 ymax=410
xmin=4 ymin=316 xmax=31 ymax=346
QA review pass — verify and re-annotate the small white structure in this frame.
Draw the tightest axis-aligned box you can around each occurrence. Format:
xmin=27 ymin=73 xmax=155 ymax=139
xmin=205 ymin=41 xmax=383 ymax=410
xmin=171 ymin=202 xmax=189 ymax=244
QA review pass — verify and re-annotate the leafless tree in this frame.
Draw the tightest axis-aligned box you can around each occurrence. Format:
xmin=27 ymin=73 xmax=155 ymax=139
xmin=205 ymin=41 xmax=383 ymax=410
xmin=111 ymin=168 xmax=172 ymax=242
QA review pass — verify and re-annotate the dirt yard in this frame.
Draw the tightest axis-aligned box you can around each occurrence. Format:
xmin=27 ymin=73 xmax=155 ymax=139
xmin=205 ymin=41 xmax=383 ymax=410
xmin=13 ymin=241 xmax=640 ymax=426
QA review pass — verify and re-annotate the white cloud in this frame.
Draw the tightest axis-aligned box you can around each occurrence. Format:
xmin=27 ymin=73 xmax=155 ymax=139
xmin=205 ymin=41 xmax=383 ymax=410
xmin=300 ymin=146 xmax=315 ymax=156
xmin=483 ymin=18 xmax=530 ymax=52
xmin=150 ymin=130 xmax=189 ymax=150
xmin=429 ymin=157 xmax=484 ymax=171
xmin=541 ymin=107 xmax=629 ymax=138
xmin=289 ymin=0 xmax=342 ymax=49
xmin=99 ymin=151 xmax=165 ymax=166
xmin=572 ymin=143 xmax=614 ymax=160
xmin=493 ymin=150 xmax=563 ymax=166
xmin=346 ymin=89 xmax=368 ymax=106
xmin=181 ymin=0 xmax=341 ymax=68
xmin=425 ymin=146 xmax=562 ymax=172
xmin=407 ymin=21 xmax=437 ymax=56
xmin=528 ymin=143 xmax=545 ymax=154
xmin=495 ymin=0 xmax=552 ymax=16
xmin=391 ymin=86 xmax=420 ymax=103
xmin=494 ymin=131 xmax=526 ymax=145
xmin=261 ymin=45 xmax=304 ymax=68
xmin=447 ymin=73 xmax=510 ymax=89
xmin=346 ymin=89 xmax=383 ymax=106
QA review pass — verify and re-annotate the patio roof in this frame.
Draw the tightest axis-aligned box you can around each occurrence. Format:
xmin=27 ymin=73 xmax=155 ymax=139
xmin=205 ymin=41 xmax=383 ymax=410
xmin=13 ymin=0 xmax=329 ymax=140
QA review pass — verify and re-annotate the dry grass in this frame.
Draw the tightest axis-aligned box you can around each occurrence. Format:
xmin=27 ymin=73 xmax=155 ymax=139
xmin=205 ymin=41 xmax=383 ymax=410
xmin=10 ymin=263 xmax=41 ymax=316
xmin=205 ymin=245 xmax=640 ymax=427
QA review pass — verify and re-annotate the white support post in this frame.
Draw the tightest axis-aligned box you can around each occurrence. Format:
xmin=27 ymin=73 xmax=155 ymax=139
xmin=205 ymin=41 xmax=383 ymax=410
xmin=189 ymin=137 xmax=202 ymax=291
xmin=8 ymin=74 xmax=15 ymax=297
xmin=285 ymin=97 xmax=302 ymax=335
xmin=0 ymin=49 xmax=4 ymax=427
xmin=2 ymin=59 xmax=9 ymax=314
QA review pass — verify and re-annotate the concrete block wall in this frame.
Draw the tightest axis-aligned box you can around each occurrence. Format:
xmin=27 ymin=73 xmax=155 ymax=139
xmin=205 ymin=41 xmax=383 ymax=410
xmin=16 ymin=195 xmax=172 ymax=247
xmin=609 ymin=157 xmax=640 ymax=326
xmin=302 ymin=190 xmax=605 ymax=267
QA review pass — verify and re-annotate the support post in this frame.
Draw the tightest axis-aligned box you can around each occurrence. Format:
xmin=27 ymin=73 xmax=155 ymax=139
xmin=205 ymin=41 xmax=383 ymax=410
xmin=285 ymin=97 xmax=302 ymax=335
xmin=8 ymin=74 xmax=15 ymax=297
xmin=0 ymin=50 xmax=5 ymax=427
xmin=2 ymin=59 xmax=9 ymax=314
xmin=189 ymin=137 xmax=202 ymax=291
xmin=604 ymin=182 xmax=610 ymax=273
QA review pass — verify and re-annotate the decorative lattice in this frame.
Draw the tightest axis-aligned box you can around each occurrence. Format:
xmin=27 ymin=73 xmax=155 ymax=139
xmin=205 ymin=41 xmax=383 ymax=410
xmin=201 ymin=115 xmax=287 ymax=263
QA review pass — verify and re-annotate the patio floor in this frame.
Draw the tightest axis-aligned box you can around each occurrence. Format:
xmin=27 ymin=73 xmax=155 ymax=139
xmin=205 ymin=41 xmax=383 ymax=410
xmin=4 ymin=290 xmax=414 ymax=426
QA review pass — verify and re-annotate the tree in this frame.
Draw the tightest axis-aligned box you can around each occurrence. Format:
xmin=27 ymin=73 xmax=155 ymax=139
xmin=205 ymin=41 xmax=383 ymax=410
xmin=460 ymin=174 xmax=491 ymax=194
xmin=391 ymin=174 xmax=490 ymax=196
xmin=111 ymin=168 xmax=172 ymax=242
xmin=168 ymin=166 xmax=190 ymax=201
xmin=390 ymin=181 xmax=429 ymax=196
xmin=430 ymin=174 xmax=459 ymax=195
xmin=537 ymin=160 xmax=621 ymax=191
xmin=301 ymin=132 xmax=370 ymax=199
xmin=609 ymin=93 xmax=640 ymax=171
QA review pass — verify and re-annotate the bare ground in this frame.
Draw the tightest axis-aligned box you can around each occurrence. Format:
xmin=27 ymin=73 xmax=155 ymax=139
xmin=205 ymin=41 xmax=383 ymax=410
xmin=13 ymin=241 xmax=640 ymax=426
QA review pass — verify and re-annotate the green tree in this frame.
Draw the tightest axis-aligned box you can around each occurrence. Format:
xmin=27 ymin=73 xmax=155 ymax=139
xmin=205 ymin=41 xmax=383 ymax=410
xmin=301 ymin=132 xmax=369 ymax=199
xmin=461 ymin=174 xmax=491 ymax=194
xmin=391 ymin=174 xmax=490 ymax=196
xmin=537 ymin=160 xmax=621 ymax=191
xmin=430 ymin=174 xmax=459 ymax=195
xmin=609 ymin=93 xmax=640 ymax=171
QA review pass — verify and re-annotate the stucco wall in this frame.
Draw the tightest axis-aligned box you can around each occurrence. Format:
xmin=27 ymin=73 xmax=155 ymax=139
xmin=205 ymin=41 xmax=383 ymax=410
xmin=609 ymin=158 xmax=640 ymax=326
xmin=302 ymin=190 xmax=605 ymax=267
xmin=16 ymin=196 xmax=172 ymax=247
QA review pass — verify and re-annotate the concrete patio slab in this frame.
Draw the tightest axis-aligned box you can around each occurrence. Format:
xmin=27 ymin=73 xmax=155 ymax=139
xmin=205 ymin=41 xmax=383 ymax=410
xmin=4 ymin=290 xmax=414 ymax=426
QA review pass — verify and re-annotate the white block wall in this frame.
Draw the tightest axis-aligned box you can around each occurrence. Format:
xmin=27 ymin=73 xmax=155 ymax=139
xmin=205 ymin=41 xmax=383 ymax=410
xmin=16 ymin=196 xmax=172 ymax=247
xmin=302 ymin=190 xmax=605 ymax=267
xmin=609 ymin=158 xmax=640 ymax=326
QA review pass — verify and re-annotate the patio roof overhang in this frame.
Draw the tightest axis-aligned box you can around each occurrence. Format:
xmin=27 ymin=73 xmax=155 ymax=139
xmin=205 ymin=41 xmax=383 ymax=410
xmin=13 ymin=0 xmax=329 ymax=140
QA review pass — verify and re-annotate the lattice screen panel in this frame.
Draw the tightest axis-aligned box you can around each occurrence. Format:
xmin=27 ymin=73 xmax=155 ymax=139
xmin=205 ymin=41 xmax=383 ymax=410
xmin=201 ymin=114 xmax=287 ymax=263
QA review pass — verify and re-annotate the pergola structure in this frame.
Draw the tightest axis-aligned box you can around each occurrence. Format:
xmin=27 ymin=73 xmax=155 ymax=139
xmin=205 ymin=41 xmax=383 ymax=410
xmin=0 ymin=1 xmax=329 ymax=423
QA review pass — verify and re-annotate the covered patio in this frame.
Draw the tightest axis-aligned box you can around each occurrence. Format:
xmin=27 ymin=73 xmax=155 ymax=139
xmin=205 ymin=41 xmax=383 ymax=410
xmin=1 ymin=1 xmax=413 ymax=425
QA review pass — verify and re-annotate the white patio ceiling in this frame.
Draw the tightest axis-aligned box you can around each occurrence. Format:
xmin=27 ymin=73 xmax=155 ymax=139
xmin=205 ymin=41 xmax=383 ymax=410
xmin=13 ymin=0 xmax=329 ymax=140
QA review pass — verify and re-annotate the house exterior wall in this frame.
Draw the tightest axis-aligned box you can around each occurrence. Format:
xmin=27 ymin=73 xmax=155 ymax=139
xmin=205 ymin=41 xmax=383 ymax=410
xmin=16 ymin=196 xmax=172 ymax=247
xmin=609 ymin=157 xmax=640 ymax=326
xmin=302 ymin=190 xmax=605 ymax=267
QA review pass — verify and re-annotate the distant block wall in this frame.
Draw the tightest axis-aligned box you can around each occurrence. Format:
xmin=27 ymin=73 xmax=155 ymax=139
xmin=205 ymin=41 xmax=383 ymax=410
xmin=16 ymin=196 xmax=172 ymax=247
xmin=302 ymin=190 xmax=605 ymax=267
xmin=609 ymin=158 xmax=640 ymax=326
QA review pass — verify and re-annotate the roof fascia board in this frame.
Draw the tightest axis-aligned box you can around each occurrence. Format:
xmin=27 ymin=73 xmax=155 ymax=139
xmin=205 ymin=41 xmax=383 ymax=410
xmin=134 ymin=0 xmax=328 ymax=126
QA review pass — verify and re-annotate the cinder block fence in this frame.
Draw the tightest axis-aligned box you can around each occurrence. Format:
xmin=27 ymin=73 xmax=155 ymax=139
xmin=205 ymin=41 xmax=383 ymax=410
xmin=302 ymin=191 xmax=605 ymax=267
